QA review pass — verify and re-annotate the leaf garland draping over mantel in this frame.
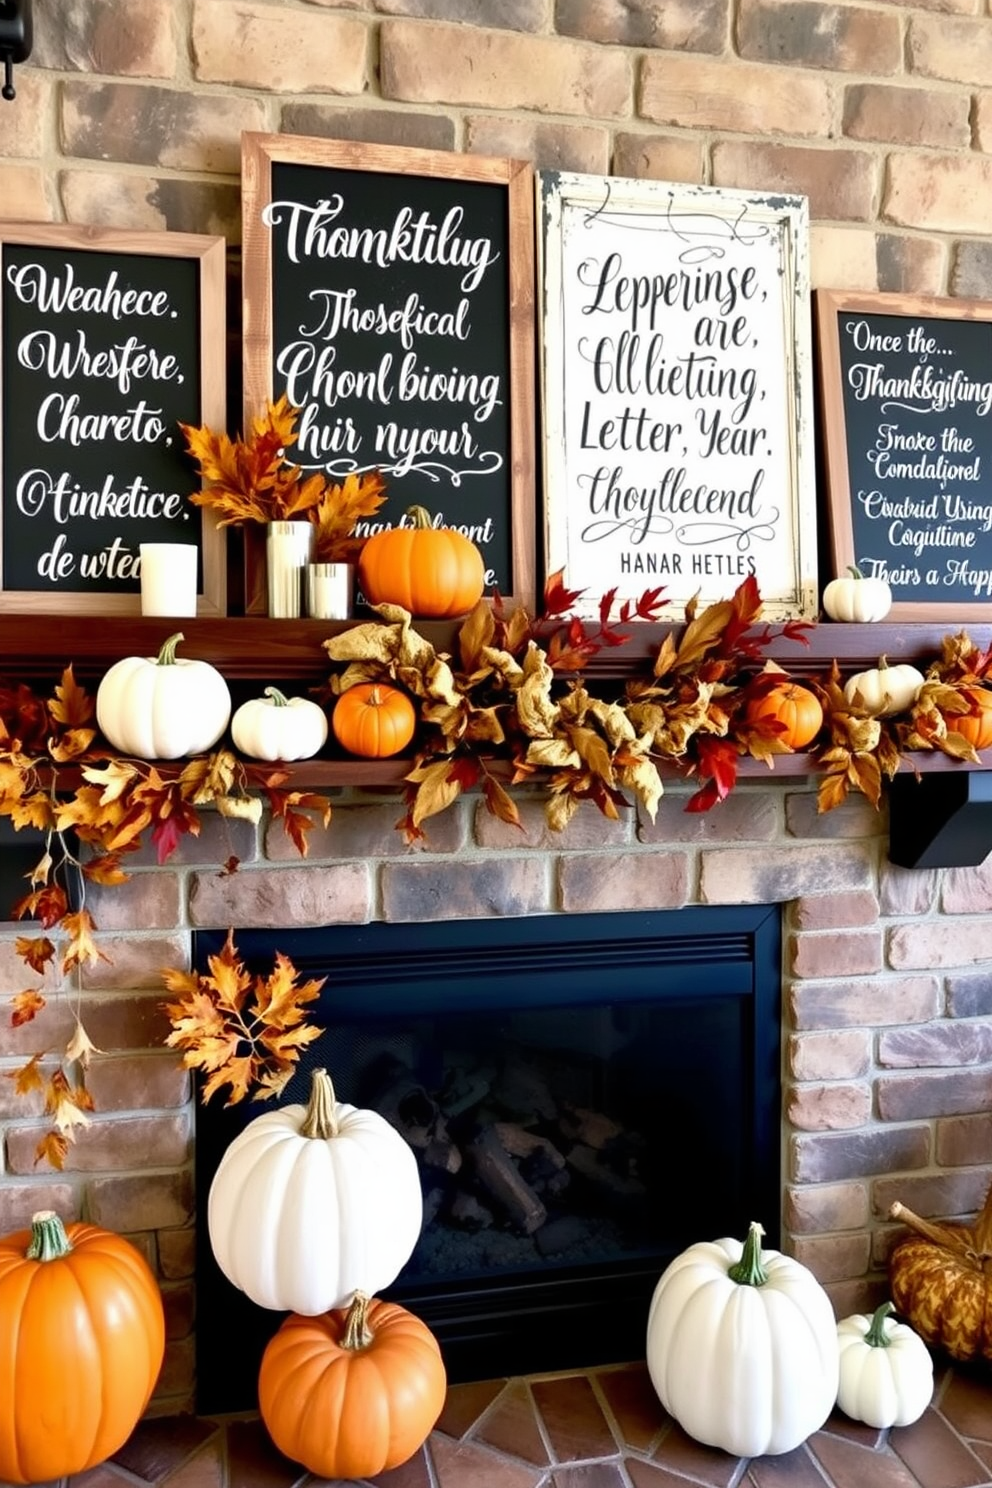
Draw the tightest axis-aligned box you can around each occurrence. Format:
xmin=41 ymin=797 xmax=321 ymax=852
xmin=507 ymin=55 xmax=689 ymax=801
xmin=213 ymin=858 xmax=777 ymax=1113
xmin=2 ymin=574 xmax=991 ymax=1165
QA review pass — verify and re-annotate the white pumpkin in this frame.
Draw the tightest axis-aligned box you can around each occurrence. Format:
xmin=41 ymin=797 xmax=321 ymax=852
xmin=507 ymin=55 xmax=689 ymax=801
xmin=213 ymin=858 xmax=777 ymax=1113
xmin=646 ymin=1221 xmax=839 ymax=1458
xmin=96 ymin=631 xmax=231 ymax=759
xmin=231 ymin=686 xmax=328 ymax=761
xmin=836 ymin=1301 xmax=933 ymax=1428
xmin=208 ymin=1067 xmax=423 ymax=1315
xmin=822 ymin=566 xmax=892 ymax=623
xmin=843 ymin=657 xmax=924 ymax=718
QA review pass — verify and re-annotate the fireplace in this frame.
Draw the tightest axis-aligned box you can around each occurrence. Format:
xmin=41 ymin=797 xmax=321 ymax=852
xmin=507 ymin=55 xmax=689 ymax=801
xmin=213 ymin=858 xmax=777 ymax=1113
xmin=192 ymin=904 xmax=781 ymax=1414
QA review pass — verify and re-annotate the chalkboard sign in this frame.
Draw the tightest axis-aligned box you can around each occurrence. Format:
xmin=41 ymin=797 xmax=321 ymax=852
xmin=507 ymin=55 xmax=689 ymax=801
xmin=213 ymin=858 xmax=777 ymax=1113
xmin=0 ymin=224 xmax=227 ymax=615
xmin=538 ymin=174 xmax=818 ymax=621
xmin=241 ymin=133 xmax=536 ymax=613
xmin=816 ymin=289 xmax=992 ymax=621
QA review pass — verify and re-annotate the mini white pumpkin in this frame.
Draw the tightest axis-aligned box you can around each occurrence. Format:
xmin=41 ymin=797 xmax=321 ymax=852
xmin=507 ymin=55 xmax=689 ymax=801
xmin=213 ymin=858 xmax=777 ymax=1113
xmin=836 ymin=1301 xmax=933 ymax=1428
xmin=95 ymin=631 xmax=231 ymax=760
xmin=646 ymin=1220 xmax=839 ymax=1458
xmin=208 ymin=1067 xmax=423 ymax=1316
xmin=843 ymin=657 xmax=924 ymax=718
xmin=231 ymin=686 xmax=328 ymax=762
xmin=822 ymin=566 xmax=893 ymax=623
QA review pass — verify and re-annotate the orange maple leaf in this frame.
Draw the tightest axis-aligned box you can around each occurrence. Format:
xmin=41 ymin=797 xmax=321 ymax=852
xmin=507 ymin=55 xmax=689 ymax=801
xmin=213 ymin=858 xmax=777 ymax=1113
xmin=48 ymin=666 xmax=94 ymax=728
xmin=60 ymin=909 xmax=109 ymax=973
xmin=35 ymin=1130 xmax=69 ymax=1169
xmin=6 ymin=1052 xmax=46 ymax=1096
xmin=15 ymin=935 xmax=56 ymax=973
xmin=10 ymin=989 xmax=46 ymax=1026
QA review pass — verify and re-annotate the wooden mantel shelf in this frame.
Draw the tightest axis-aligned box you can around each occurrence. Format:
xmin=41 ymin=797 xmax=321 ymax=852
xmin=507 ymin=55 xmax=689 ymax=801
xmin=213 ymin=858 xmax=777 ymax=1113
xmin=2 ymin=613 xmax=990 ymax=788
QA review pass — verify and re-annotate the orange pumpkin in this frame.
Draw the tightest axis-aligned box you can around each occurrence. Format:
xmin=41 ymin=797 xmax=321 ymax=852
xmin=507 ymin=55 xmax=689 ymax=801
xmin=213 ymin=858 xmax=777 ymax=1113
xmin=358 ymin=504 xmax=485 ymax=617
xmin=889 ymin=1191 xmax=992 ymax=1362
xmin=258 ymin=1292 xmax=447 ymax=1478
xmin=0 ymin=1210 xmax=166 ymax=1484
xmin=745 ymin=680 xmax=823 ymax=749
xmin=332 ymin=682 xmax=417 ymax=758
xmin=949 ymin=686 xmax=992 ymax=751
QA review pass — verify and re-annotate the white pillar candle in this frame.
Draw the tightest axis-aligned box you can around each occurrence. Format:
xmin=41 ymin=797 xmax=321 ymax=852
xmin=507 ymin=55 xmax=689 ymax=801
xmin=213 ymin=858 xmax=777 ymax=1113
xmin=139 ymin=543 xmax=199 ymax=617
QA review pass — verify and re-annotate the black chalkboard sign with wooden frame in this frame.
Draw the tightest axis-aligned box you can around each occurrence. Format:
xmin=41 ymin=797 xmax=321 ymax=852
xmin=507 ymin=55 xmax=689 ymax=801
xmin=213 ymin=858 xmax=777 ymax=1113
xmin=816 ymin=289 xmax=992 ymax=622
xmin=241 ymin=132 xmax=536 ymax=614
xmin=0 ymin=224 xmax=227 ymax=616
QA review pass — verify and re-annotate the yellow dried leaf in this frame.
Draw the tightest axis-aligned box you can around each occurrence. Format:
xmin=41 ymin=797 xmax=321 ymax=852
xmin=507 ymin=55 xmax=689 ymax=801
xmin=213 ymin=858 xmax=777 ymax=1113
xmin=409 ymin=758 xmax=464 ymax=827
xmin=215 ymin=793 xmax=264 ymax=824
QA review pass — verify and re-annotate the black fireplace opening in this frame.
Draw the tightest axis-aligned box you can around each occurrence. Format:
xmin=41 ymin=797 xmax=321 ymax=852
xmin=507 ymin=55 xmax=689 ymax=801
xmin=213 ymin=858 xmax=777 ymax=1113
xmin=192 ymin=905 xmax=781 ymax=1414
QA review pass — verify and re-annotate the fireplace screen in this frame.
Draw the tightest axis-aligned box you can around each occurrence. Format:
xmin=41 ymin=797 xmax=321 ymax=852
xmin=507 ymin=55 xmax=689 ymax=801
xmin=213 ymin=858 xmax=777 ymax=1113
xmin=193 ymin=905 xmax=780 ymax=1412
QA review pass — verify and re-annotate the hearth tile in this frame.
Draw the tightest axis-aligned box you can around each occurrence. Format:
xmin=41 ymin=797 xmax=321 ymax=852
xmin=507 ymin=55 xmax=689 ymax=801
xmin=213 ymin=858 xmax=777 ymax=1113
xmin=530 ymin=1375 xmax=618 ymax=1462
xmin=472 ymin=1381 xmax=550 ymax=1466
xmin=808 ymin=1429 xmax=921 ymax=1488
xmin=156 ymin=1441 xmax=225 ymax=1488
xmin=434 ymin=1378 xmax=508 ymax=1439
xmin=889 ymin=1407 xmax=991 ymax=1488
xmin=625 ymin=1458 xmax=715 ymax=1487
xmin=648 ymin=1423 xmax=741 ymax=1488
xmin=224 ymin=1419 xmax=307 ymax=1488
xmin=549 ymin=1464 xmax=627 ymax=1487
xmin=365 ymin=1444 xmax=432 ymax=1486
xmin=939 ymin=1366 xmax=992 ymax=1442
xmin=967 ymin=1441 xmax=992 ymax=1473
xmin=816 ymin=1407 xmax=885 ymax=1449
xmin=593 ymin=1363 xmax=669 ymax=1454
xmin=745 ymin=1444 xmax=835 ymax=1486
xmin=110 ymin=1416 xmax=219 ymax=1482
xmin=428 ymin=1433 xmax=544 ymax=1488
xmin=70 ymin=1469 xmax=137 ymax=1488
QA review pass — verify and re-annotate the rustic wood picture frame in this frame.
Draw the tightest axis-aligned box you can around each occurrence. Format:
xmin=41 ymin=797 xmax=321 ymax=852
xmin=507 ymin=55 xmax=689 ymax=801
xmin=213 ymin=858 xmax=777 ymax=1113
xmin=537 ymin=173 xmax=817 ymax=621
xmin=0 ymin=223 xmax=227 ymax=616
xmin=241 ymin=132 xmax=537 ymax=615
xmin=815 ymin=288 xmax=992 ymax=621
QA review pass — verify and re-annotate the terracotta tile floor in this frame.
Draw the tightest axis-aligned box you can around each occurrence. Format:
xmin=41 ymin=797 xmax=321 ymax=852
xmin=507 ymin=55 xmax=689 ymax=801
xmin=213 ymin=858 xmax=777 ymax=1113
xmin=27 ymin=1357 xmax=992 ymax=1488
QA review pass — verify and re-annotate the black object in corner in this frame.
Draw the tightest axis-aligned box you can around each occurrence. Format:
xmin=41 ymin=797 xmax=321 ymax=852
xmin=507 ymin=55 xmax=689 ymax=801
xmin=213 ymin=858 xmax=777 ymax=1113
xmin=888 ymin=772 xmax=992 ymax=869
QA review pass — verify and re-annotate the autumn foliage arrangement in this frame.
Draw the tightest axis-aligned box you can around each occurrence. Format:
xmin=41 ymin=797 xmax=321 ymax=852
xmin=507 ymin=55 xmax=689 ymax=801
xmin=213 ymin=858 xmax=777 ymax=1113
xmin=4 ymin=573 xmax=992 ymax=1164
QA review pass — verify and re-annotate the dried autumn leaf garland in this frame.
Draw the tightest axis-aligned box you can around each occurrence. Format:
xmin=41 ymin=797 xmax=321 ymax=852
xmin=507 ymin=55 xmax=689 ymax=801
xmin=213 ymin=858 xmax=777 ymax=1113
xmin=4 ymin=573 xmax=992 ymax=1164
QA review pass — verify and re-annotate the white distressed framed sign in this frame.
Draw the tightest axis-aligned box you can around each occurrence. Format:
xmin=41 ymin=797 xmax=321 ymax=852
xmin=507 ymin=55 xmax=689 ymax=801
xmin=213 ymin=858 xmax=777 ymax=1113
xmin=537 ymin=173 xmax=817 ymax=620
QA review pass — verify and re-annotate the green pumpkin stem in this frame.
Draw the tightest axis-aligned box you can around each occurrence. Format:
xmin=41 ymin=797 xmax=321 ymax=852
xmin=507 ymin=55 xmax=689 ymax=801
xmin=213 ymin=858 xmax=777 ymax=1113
xmin=847 ymin=565 xmax=865 ymax=580
xmin=156 ymin=633 xmax=185 ymax=666
xmin=300 ymin=1067 xmax=340 ymax=1140
xmin=865 ymin=1301 xmax=896 ymax=1348
xmin=263 ymin=686 xmax=290 ymax=707
xmin=727 ymin=1220 xmax=769 ymax=1287
xmin=342 ymin=1291 xmax=374 ymax=1350
xmin=405 ymin=505 xmax=435 ymax=530
xmin=25 ymin=1210 xmax=73 ymax=1262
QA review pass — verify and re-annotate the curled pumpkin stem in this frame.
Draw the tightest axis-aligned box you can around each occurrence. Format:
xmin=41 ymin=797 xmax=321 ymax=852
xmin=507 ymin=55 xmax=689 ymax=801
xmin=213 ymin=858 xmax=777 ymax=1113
xmin=889 ymin=1201 xmax=990 ymax=1263
xmin=342 ymin=1291 xmax=373 ymax=1350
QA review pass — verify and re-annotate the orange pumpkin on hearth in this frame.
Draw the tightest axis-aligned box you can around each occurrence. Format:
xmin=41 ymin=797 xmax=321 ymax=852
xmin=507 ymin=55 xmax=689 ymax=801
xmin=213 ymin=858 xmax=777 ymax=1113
xmin=888 ymin=1187 xmax=992 ymax=1362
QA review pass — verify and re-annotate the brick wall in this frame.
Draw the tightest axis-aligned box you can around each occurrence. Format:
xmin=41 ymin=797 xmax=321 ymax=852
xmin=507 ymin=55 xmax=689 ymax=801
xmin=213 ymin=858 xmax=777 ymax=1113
xmin=4 ymin=778 xmax=992 ymax=1410
xmin=3 ymin=0 xmax=992 ymax=299
xmin=4 ymin=0 xmax=992 ymax=1413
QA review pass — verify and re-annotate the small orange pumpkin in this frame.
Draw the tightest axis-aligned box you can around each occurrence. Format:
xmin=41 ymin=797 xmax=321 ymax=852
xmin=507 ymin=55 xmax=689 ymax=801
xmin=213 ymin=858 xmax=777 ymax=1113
xmin=0 ymin=1210 xmax=166 ymax=1484
xmin=258 ymin=1292 xmax=447 ymax=1479
xmin=332 ymin=682 xmax=416 ymax=758
xmin=745 ymin=680 xmax=823 ymax=750
xmin=358 ymin=504 xmax=485 ymax=617
xmin=949 ymin=686 xmax=992 ymax=752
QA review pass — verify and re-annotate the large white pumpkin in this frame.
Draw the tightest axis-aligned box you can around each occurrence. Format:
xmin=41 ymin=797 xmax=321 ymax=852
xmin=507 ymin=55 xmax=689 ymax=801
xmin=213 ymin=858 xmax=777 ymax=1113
xmin=646 ymin=1221 xmax=839 ymax=1458
xmin=96 ymin=631 xmax=231 ymax=759
xmin=208 ymin=1067 xmax=423 ymax=1315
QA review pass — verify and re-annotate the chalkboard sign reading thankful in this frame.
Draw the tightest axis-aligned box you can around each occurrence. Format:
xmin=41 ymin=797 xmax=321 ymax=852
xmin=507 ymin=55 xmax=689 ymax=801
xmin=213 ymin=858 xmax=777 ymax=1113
xmin=0 ymin=224 xmax=227 ymax=615
xmin=816 ymin=290 xmax=992 ymax=621
xmin=241 ymin=134 xmax=536 ymax=612
xmin=538 ymin=175 xmax=818 ymax=621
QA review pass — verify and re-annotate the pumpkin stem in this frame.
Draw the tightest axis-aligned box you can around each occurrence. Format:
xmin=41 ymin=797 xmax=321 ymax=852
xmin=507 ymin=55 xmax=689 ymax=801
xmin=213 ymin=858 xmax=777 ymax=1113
xmin=156 ymin=632 xmax=185 ymax=666
xmin=300 ymin=1067 xmax=340 ymax=1140
xmin=263 ymin=686 xmax=290 ymax=707
xmin=889 ymin=1200 xmax=980 ymax=1257
xmin=404 ymin=505 xmax=435 ymax=531
xmin=342 ymin=1291 xmax=374 ymax=1350
xmin=25 ymin=1210 xmax=73 ymax=1262
xmin=864 ymin=1300 xmax=896 ymax=1348
xmin=727 ymin=1220 xmax=769 ymax=1287
xmin=848 ymin=565 xmax=865 ymax=580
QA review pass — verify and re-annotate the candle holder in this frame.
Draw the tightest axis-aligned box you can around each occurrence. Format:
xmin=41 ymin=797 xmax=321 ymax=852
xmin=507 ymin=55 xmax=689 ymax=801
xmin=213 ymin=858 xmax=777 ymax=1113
xmin=306 ymin=562 xmax=354 ymax=621
xmin=139 ymin=543 xmax=198 ymax=617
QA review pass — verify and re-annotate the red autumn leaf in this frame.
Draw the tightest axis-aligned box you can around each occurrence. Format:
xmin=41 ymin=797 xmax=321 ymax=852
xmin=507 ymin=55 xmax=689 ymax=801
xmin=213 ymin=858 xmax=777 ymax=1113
xmin=11 ymin=883 xmax=69 ymax=929
xmin=151 ymin=814 xmax=184 ymax=864
xmin=218 ymin=855 xmax=241 ymax=877
xmin=543 ymin=568 xmax=586 ymax=617
xmin=10 ymin=989 xmax=46 ymax=1026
